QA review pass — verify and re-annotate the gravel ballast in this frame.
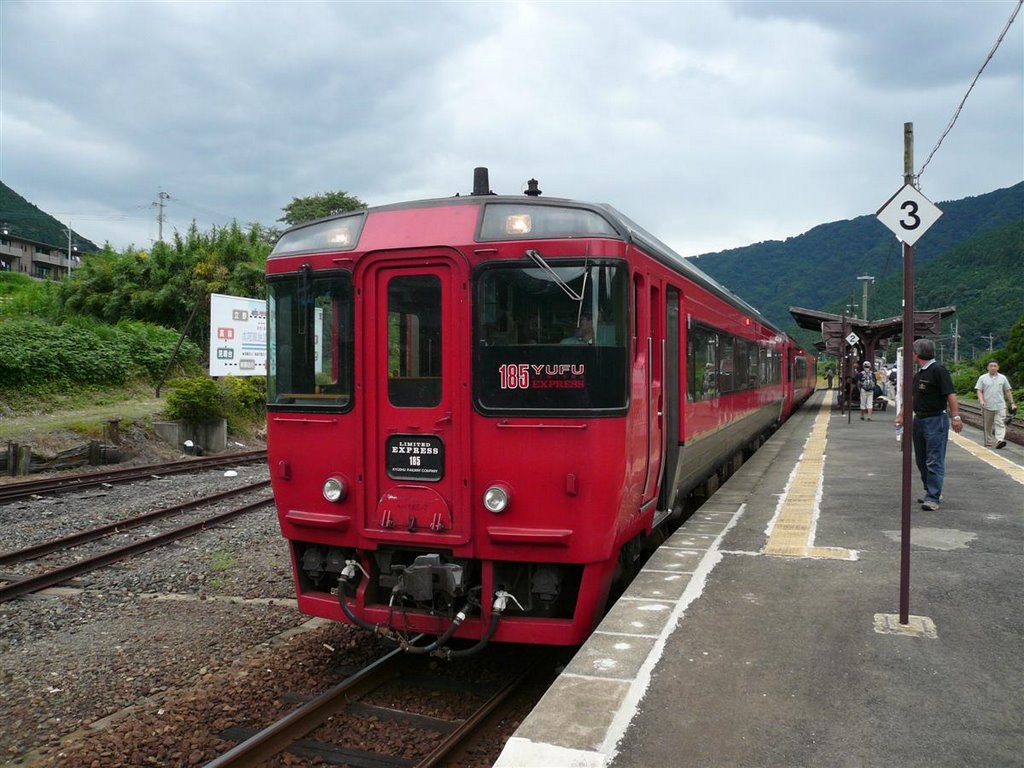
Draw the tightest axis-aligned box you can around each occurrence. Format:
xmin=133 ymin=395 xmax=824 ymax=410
xmin=0 ymin=459 xmax=376 ymax=766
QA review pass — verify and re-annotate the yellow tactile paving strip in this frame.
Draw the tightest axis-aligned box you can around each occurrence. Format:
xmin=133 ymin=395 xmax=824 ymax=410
xmin=949 ymin=430 xmax=1024 ymax=487
xmin=764 ymin=391 xmax=856 ymax=560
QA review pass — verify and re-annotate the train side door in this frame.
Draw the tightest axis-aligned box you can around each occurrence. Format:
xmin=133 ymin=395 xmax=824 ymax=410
xmin=641 ymin=282 xmax=665 ymax=513
xmin=361 ymin=253 xmax=470 ymax=544
xmin=655 ymin=287 xmax=681 ymax=521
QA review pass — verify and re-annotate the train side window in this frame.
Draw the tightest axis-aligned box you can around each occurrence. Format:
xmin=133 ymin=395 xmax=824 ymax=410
xmin=717 ymin=337 xmax=734 ymax=393
xmin=388 ymin=275 xmax=442 ymax=408
xmin=688 ymin=323 xmax=719 ymax=401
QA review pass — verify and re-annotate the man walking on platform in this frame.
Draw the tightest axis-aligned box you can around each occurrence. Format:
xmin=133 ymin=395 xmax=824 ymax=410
xmin=895 ymin=339 xmax=963 ymax=511
xmin=975 ymin=360 xmax=1017 ymax=449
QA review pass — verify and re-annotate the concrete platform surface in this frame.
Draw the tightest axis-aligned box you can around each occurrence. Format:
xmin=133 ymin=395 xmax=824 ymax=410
xmin=496 ymin=390 xmax=1023 ymax=768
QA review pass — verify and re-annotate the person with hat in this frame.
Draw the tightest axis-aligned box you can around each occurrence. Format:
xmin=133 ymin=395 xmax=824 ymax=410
xmin=858 ymin=361 xmax=876 ymax=420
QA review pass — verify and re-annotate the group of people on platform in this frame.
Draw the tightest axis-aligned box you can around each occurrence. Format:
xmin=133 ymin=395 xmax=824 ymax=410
xmin=824 ymin=342 xmax=1016 ymax=513
xmin=823 ymin=362 xmax=894 ymax=419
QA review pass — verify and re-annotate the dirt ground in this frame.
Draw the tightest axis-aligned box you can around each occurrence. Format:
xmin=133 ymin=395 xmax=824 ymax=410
xmin=0 ymin=397 xmax=266 ymax=474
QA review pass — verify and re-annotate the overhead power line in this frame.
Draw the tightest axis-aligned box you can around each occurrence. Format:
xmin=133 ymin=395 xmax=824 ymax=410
xmin=917 ymin=0 xmax=1023 ymax=181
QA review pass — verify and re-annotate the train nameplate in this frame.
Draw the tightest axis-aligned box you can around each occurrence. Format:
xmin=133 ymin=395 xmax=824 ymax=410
xmin=385 ymin=435 xmax=444 ymax=482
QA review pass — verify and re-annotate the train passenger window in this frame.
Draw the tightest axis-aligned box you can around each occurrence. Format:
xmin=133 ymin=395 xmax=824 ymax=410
xmin=388 ymin=275 xmax=442 ymax=408
xmin=745 ymin=342 xmax=759 ymax=388
xmin=687 ymin=324 xmax=719 ymax=401
xmin=474 ymin=260 xmax=628 ymax=414
xmin=267 ymin=271 xmax=353 ymax=409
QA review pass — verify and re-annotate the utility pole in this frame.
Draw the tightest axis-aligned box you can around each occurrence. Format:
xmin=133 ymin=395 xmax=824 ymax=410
xmin=953 ymin=319 xmax=960 ymax=363
xmin=153 ymin=190 xmax=170 ymax=242
xmin=60 ymin=223 xmax=76 ymax=278
xmin=857 ymin=275 xmax=875 ymax=320
xmin=981 ymin=333 xmax=996 ymax=352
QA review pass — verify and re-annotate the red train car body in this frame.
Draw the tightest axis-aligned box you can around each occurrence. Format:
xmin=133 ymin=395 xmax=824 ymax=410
xmin=266 ymin=173 xmax=814 ymax=652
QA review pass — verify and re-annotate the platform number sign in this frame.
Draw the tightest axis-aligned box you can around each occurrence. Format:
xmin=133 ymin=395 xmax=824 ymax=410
xmin=876 ymin=184 xmax=942 ymax=246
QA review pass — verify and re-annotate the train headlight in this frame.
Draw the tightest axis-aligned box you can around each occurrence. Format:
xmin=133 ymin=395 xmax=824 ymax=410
xmin=504 ymin=214 xmax=532 ymax=235
xmin=322 ymin=477 xmax=348 ymax=503
xmin=483 ymin=484 xmax=511 ymax=513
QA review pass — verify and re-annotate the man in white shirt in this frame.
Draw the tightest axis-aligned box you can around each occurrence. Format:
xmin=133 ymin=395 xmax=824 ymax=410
xmin=974 ymin=360 xmax=1017 ymax=449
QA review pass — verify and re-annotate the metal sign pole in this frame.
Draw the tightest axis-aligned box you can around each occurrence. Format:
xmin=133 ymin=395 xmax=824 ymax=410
xmin=899 ymin=123 xmax=915 ymax=625
xmin=900 ymin=241 xmax=914 ymax=625
xmin=876 ymin=122 xmax=943 ymax=628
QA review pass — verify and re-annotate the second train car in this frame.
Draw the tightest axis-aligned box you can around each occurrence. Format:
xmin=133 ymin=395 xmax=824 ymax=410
xmin=266 ymin=170 xmax=814 ymax=654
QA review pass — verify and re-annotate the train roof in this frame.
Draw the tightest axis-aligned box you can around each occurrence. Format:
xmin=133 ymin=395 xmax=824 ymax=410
xmin=273 ymin=193 xmax=789 ymax=340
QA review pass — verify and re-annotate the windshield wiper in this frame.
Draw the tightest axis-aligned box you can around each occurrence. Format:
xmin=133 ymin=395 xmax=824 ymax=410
xmin=524 ymin=249 xmax=588 ymax=307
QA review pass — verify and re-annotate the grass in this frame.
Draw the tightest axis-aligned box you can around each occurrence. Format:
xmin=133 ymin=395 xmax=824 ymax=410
xmin=0 ymin=382 xmax=166 ymax=442
xmin=209 ymin=550 xmax=239 ymax=572
xmin=207 ymin=549 xmax=239 ymax=591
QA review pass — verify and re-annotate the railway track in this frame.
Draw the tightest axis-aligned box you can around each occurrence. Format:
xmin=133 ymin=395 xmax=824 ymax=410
xmin=957 ymin=401 xmax=1023 ymax=446
xmin=206 ymin=646 xmax=558 ymax=768
xmin=0 ymin=480 xmax=272 ymax=603
xmin=0 ymin=450 xmax=268 ymax=504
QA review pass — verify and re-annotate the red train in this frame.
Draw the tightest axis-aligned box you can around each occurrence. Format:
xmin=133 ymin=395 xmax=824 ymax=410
xmin=266 ymin=170 xmax=814 ymax=654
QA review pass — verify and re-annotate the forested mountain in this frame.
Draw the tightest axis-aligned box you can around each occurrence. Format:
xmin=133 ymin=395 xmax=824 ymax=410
xmin=689 ymin=182 xmax=1023 ymax=351
xmin=0 ymin=181 xmax=99 ymax=251
xmin=855 ymin=219 xmax=1023 ymax=358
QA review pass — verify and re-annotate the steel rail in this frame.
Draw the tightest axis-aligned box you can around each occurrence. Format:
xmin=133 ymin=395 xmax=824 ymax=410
xmin=0 ymin=496 xmax=272 ymax=603
xmin=207 ymin=647 xmax=549 ymax=768
xmin=958 ymin=401 xmax=1023 ymax=445
xmin=0 ymin=450 xmax=267 ymax=503
xmin=203 ymin=644 xmax=414 ymax=768
xmin=0 ymin=480 xmax=270 ymax=567
xmin=414 ymin=654 xmax=544 ymax=768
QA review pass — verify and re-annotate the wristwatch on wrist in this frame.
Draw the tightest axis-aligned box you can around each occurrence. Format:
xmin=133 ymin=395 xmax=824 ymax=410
xmin=952 ymin=416 xmax=962 ymax=421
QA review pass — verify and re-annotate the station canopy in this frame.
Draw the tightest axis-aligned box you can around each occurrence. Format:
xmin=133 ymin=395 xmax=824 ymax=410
xmin=788 ymin=306 xmax=956 ymax=355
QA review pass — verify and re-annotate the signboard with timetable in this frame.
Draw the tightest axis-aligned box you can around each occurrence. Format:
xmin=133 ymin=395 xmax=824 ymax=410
xmin=209 ymin=293 xmax=267 ymax=377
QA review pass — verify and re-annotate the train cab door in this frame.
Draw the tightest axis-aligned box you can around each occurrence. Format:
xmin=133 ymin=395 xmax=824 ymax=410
xmin=360 ymin=252 xmax=471 ymax=545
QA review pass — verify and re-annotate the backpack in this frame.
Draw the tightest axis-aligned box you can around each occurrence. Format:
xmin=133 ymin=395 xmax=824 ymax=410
xmin=860 ymin=371 xmax=874 ymax=391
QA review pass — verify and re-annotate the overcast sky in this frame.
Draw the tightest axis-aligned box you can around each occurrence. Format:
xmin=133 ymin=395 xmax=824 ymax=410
xmin=2 ymin=0 xmax=1021 ymax=257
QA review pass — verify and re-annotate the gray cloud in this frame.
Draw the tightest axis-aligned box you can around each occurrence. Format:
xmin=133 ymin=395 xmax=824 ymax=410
xmin=2 ymin=0 xmax=1020 ymax=256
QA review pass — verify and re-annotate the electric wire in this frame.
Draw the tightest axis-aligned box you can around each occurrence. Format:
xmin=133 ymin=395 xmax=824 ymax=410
xmin=916 ymin=0 xmax=1023 ymax=181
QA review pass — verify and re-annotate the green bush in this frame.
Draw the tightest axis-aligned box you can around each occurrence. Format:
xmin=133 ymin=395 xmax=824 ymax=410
xmin=0 ymin=273 xmax=61 ymax=318
xmin=222 ymin=376 xmax=265 ymax=413
xmin=221 ymin=376 xmax=266 ymax=433
xmin=164 ymin=376 xmax=266 ymax=433
xmin=0 ymin=317 xmax=201 ymax=390
xmin=164 ymin=377 xmax=229 ymax=423
xmin=951 ymin=364 xmax=982 ymax=398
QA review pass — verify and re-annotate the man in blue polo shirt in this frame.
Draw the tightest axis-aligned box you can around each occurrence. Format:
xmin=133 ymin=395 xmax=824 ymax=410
xmin=895 ymin=338 xmax=963 ymax=511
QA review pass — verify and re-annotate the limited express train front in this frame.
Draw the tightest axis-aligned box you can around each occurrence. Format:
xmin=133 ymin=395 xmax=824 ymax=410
xmin=266 ymin=199 xmax=636 ymax=651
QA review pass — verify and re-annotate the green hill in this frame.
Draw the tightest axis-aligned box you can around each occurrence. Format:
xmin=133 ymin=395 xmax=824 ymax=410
xmin=688 ymin=182 xmax=1023 ymax=355
xmin=0 ymin=181 xmax=99 ymax=251
xmin=849 ymin=219 xmax=1024 ymax=356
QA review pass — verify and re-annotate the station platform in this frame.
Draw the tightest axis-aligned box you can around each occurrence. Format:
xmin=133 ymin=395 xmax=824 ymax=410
xmin=496 ymin=389 xmax=1023 ymax=768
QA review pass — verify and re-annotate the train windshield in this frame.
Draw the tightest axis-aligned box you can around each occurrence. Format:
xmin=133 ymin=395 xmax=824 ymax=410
xmin=474 ymin=259 xmax=629 ymax=414
xmin=267 ymin=270 xmax=354 ymax=409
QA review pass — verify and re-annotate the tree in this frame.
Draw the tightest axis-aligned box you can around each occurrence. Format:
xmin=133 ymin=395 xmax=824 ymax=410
xmin=59 ymin=221 xmax=272 ymax=346
xmin=999 ymin=314 xmax=1024 ymax=388
xmin=279 ymin=191 xmax=366 ymax=226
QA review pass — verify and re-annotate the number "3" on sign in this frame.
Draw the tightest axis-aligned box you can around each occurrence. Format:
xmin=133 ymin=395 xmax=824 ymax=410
xmin=877 ymin=184 xmax=942 ymax=246
xmin=899 ymin=200 xmax=921 ymax=230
